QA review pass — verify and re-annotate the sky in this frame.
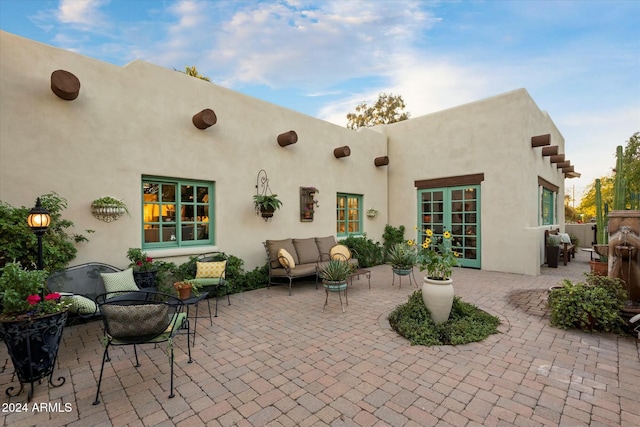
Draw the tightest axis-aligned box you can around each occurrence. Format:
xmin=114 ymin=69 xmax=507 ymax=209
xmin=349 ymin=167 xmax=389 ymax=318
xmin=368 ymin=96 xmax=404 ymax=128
xmin=1 ymin=0 xmax=638 ymax=205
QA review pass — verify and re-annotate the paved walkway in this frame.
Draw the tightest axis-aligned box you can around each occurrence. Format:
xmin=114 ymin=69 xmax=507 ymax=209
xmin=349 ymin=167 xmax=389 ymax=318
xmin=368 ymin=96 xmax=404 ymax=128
xmin=1 ymin=250 xmax=639 ymax=427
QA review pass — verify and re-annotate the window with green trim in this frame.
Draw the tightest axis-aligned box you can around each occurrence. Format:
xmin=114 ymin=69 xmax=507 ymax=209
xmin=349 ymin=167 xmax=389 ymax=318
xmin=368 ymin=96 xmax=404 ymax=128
xmin=336 ymin=193 xmax=362 ymax=236
xmin=142 ymin=177 xmax=214 ymax=248
xmin=541 ymin=187 xmax=555 ymax=225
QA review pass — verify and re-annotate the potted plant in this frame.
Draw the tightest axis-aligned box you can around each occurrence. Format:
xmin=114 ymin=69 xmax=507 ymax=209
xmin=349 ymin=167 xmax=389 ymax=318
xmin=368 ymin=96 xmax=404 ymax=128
xmin=319 ymin=259 xmax=351 ymax=291
xmin=319 ymin=259 xmax=351 ymax=312
xmin=253 ymin=194 xmax=283 ymax=219
xmin=126 ymin=248 xmax=157 ymax=288
xmin=91 ymin=196 xmax=129 ymax=222
xmin=388 ymin=241 xmax=417 ymax=275
xmin=416 ymin=229 xmax=460 ymax=324
xmin=173 ymin=279 xmax=202 ymax=300
xmin=546 ymin=234 xmax=561 ymax=268
xmin=366 ymin=208 xmax=379 ymax=219
xmin=0 ymin=262 xmax=70 ymax=400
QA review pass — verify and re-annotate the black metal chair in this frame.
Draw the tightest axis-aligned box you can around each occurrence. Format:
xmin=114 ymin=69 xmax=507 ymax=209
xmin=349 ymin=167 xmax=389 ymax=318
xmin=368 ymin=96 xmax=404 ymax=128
xmin=92 ymin=290 xmax=191 ymax=405
xmin=191 ymin=252 xmax=231 ymax=318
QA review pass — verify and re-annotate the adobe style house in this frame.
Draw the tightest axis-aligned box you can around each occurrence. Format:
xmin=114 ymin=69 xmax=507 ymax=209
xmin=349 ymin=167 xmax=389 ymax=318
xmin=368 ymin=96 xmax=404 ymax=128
xmin=0 ymin=31 xmax=578 ymax=276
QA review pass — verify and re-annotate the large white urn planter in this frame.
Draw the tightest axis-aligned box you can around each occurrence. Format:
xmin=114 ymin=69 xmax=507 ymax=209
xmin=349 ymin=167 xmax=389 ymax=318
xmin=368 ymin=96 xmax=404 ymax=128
xmin=422 ymin=277 xmax=454 ymax=324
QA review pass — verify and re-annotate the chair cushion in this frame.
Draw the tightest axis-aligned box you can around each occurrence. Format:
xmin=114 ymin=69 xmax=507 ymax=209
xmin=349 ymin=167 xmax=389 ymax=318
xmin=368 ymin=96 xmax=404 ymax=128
xmin=66 ymin=295 xmax=98 ymax=315
xmin=101 ymin=303 xmax=169 ymax=338
xmin=278 ymin=248 xmax=296 ymax=269
xmin=316 ymin=236 xmax=337 ymax=259
xmin=293 ymin=238 xmax=321 ymax=264
xmin=101 ymin=268 xmax=139 ymax=296
xmin=266 ymin=239 xmax=298 ymax=268
xmin=196 ymin=261 xmax=226 ymax=279
xmin=330 ymin=244 xmax=351 ymax=261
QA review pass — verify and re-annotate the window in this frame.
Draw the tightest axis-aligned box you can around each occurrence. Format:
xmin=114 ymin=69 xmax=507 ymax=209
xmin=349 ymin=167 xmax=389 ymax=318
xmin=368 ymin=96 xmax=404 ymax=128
xmin=541 ymin=187 xmax=555 ymax=225
xmin=142 ymin=177 xmax=214 ymax=248
xmin=336 ymin=193 xmax=362 ymax=236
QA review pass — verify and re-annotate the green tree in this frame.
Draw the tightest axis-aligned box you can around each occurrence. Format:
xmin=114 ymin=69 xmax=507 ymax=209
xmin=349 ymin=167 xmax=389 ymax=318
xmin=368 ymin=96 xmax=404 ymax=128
xmin=181 ymin=65 xmax=210 ymax=82
xmin=578 ymin=176 xmax=614 ymax=220
xmin=346 ymin=93 xmax=410 ymax=130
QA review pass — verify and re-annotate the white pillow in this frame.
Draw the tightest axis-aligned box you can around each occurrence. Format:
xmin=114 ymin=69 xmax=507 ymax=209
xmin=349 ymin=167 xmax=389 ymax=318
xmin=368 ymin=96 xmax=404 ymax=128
xmin=559 ymin=233 xmax=572 ymax=244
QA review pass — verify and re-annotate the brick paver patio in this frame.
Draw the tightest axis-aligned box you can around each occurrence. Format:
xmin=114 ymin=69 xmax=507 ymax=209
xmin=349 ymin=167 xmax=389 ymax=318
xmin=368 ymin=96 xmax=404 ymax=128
xmin=1 ymin=250 xmax=639 ymax=426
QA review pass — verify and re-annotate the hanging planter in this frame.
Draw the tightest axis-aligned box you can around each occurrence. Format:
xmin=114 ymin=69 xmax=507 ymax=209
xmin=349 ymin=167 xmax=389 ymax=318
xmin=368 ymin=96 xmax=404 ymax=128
xmin=254 ymin=170 xmax=282 ymax=222
xmin=91 ymin=196 xmax=129 ymax=222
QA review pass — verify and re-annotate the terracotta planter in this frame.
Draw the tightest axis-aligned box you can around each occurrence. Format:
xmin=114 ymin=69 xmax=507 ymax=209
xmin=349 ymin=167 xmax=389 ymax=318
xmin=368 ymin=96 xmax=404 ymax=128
xmin=174 ymin=282 xmax=192 ymax=299
xmin=589 ymin=260 xmax=608 ymax=276
xmin=422 ymin=277 xmax=454 ymax=324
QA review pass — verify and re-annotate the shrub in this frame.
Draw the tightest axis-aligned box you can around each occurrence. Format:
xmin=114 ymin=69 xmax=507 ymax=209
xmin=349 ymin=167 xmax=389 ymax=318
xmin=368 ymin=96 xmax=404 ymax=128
xmin=0 ymin=192 xmax=91 ymax=272
xmin=388 ymin=291 xmax=500 ymax=345
xmin=338 ymin=234 xmax=384 ymax=267
xmin=548 ymin=273 xmax=627 ymax=332
xmin=382 ymin=225 xmax=406 ymax=261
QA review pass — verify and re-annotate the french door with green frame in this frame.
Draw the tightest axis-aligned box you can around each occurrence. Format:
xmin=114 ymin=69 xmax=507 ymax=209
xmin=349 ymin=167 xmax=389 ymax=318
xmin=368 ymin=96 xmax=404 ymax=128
xmin=418 ymin=185 xmax=481 ymax=268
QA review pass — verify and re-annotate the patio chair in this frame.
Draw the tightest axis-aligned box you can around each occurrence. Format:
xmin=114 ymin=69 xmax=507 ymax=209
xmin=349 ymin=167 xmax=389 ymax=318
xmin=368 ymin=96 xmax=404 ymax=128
xmin=190 ymin=252 xmax=230 ymax=318
xmin=92 ymin=290 xmax=191 ymax=405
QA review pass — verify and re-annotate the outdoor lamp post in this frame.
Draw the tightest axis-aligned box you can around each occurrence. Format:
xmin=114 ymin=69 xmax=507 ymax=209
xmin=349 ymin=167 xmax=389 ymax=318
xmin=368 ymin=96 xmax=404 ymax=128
xmin=27 ymin=198 xmax=51 ymax=271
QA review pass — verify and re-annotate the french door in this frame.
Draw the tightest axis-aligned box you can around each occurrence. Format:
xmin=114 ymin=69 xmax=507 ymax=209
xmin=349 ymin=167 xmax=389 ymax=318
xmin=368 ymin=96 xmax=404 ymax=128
xmin=418 ymin=186 xmax=481 ymax=268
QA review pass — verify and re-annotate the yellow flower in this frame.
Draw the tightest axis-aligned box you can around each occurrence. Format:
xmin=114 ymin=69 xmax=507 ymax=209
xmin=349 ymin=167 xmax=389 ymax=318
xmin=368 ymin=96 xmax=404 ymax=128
xmin=424 ymin=238 xmax=431 ymax=246
xmin=407 ymin=239 xmax=414 ymax=246
xmin=414 ymin=226 xmax=417 ymax=230
xmin=425 ymin=229 xmax=433 ymax=237
xmin=443 ymin=231 xmax=451 ymax=239
xmin=454 ymin=252 xmax=460 ymax=257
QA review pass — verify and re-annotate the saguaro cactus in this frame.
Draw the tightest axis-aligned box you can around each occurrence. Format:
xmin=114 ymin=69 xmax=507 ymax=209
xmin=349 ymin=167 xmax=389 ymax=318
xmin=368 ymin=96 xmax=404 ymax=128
xmin=613 ymin=145 xmax=626 ymax=210
xmin=595 ymin=179 xmax=608 ymax=245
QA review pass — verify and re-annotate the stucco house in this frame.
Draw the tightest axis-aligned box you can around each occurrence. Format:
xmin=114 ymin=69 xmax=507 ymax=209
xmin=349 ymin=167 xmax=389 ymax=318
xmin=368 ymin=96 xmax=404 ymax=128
xmin=0 ymin=31 xmax=578 ymax=276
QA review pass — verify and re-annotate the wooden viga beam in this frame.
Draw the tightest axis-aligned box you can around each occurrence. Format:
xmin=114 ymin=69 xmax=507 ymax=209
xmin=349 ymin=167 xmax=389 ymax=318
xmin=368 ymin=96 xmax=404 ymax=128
xmin=531 ymin=134 xmax=551 ymax=147
xmin=51 ymin=69 xmax=80 ymax=100
xmin=374 ymin=156 xmax=389 ymax=167
xmin=557 ymin=161 xmax=571 ymax=169
xmin=192 ymin=109 xmax=217 ymax=129
xmin=549 ymin=154 xmax=565 ymax=164
xmin=566 ymin=171 xmax=581 ymax=178
xmin=541 ymin=146 xmax=558 ymax=156
xmin=334 ymin=146 xmax=351 ymax=158
xmin=277 ymin=131 xmax=298 ymax=147
xmin=562 ymin=166 xmax=575 ymax=173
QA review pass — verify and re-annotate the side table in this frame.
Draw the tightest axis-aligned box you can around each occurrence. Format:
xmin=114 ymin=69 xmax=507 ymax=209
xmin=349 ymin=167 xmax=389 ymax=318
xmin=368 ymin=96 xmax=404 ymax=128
xmin=392 ymin=267 xmax=418 ymax=288
xmin=180 ymin=293 xmax=209 ymax=346
xmin=348 ymin=268 xmax=371 ymax=289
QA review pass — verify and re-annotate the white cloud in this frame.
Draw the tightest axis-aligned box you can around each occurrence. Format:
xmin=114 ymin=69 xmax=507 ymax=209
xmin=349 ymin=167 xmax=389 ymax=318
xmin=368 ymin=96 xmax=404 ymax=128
xmin=57 ymin=0 xmax=109 ymax=29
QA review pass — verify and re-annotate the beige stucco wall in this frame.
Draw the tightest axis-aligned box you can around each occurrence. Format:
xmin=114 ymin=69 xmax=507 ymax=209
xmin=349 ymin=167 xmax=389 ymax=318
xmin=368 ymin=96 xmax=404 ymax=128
xmin=383 ymin=90 xmax=566 ymax=275
xmin=0 ymin=31 xmax=388 ymax=270
xmin=1 ymin=31 xmax=570 ymax=276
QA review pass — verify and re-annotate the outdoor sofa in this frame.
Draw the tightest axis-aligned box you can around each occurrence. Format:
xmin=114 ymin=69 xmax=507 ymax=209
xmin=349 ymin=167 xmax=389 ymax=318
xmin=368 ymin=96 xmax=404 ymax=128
xmin=263 ymin=236 xmax=358 ymax=295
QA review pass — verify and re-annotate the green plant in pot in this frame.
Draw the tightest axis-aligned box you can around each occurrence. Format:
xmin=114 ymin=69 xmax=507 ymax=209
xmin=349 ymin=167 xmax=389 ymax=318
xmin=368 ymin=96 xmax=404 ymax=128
xmin=253 ymin=194 xmax=283 ymax=219
xmin=173 ymin=278 xmax=203 ymax=300
xmin=126 ymin=247 xmax=157 ymax=288
xmin=0 ymin=262 xmax=70 ymax=400
xmin=388 ymin=241 xmax=417 ymax=273
xmin=320 ymin=259 xmax=350 ymax=288
xmin=546 ymin=234 xmax=561 ymax=268
xmin=91 ymin=196 xmax=129 ymax=222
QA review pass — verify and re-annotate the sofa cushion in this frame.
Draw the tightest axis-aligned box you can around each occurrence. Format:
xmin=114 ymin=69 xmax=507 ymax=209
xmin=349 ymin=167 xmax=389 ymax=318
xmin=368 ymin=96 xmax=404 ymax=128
xmin=278 ymin=248 xmax=296 ymax=269
xmin=316 ymin=236 xmax=337 ymax=260
xmin=266 ymin=239 xmax=298 ymax=268
xmin=293 ymin=238 xmax=321 ymax=264
xmin=330 ymin=244 xmax=351 ymax=261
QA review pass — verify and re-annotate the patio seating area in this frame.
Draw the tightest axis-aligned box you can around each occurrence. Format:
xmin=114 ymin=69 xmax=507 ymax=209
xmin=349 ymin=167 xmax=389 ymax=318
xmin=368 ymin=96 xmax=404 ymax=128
xmin=1 ymin=249 xmax=639 ymax=426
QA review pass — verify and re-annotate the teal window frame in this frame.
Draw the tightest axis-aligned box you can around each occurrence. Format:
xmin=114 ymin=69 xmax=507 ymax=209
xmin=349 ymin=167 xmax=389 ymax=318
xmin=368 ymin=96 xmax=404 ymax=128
xmin=142 ymin=176 xmax=214 ymax=249
xmin=336 ymin=193 xmax=363 ymax=237
xmin=541 ymin=187 xmax=555 ymax=225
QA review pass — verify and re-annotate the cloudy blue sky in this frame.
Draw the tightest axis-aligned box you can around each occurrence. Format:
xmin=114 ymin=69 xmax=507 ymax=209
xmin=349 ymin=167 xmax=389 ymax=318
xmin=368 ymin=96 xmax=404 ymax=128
xmin=1 ymin=0 xmax=638 ymax=203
